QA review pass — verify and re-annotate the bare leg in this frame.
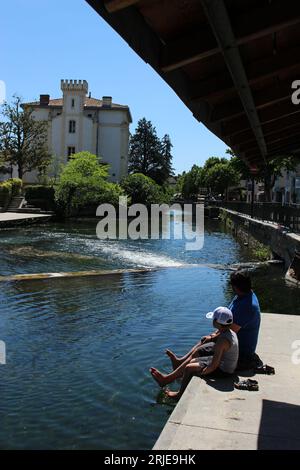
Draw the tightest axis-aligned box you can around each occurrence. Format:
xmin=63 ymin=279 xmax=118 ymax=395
xmin=166 ymin=340 xmax=203 ymax=369
xmin=150 ymin=354 xmax=197 ymax=387
xmin=165 ymin=362 xmax=203 ymax=400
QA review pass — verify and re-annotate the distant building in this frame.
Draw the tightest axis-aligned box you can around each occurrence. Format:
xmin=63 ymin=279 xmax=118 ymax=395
xmin=20 ymin=79 xmax=132 ymax=183
xmin=272 ymin=164 xmax=300 ymax=205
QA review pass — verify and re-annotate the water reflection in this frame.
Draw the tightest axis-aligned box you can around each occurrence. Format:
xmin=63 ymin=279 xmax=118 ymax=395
xmin=1 ymin=220 xmax=300 ymax=450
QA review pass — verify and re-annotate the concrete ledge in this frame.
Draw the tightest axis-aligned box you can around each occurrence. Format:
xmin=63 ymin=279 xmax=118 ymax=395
xmin=0 ymin=212 xmax=52 ymax=228
xmin=154 ymin=313 xmax=300 ymax=450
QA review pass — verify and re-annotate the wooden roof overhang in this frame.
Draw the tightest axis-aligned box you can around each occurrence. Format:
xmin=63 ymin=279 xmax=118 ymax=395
xmin=86 ymin=0 xmax=300 ymax=168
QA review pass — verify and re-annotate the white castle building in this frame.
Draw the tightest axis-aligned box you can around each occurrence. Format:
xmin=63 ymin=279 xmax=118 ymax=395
xmin=22 ymin=79 xmax=132 ymax=183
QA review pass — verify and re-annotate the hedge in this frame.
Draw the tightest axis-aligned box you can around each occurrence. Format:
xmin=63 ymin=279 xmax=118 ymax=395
xmin=0 ymin=178 xmax=23 ymax=208
xmin=25 ymin=185 xmax=56 ymax=211
xmin=25 ymin=185 xmax=55 ymax=201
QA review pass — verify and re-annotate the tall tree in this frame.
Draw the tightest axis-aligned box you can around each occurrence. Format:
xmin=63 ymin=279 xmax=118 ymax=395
xmin=129 ymin=118 xmax=173 ymax=185
xmin=159 ymin=134 xmax=174 ymax=184
xmin=0 ymin=154 xmax=10 ymax=175
xmin=181 ymin=165 xmax=203 ymax=200
xmin=203 ymin=162 xmax=239 ymax=198
xmin=0 ymin=95 xmax=51 ymax=180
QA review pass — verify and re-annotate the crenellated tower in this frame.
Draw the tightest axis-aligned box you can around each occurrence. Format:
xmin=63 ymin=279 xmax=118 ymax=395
xmin=61 ymin=79 xmax=88 ymax=113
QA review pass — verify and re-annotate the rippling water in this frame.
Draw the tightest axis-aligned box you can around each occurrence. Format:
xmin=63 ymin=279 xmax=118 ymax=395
xmin=1 ymin=219 xmax=300 ymax=449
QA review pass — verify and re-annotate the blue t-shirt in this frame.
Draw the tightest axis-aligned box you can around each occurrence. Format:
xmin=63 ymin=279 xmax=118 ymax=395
xmin=228 ymin=291 xmax=261 ymax=358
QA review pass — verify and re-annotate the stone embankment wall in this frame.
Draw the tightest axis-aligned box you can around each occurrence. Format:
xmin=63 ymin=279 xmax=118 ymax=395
xmin=220 ymin=208 xmax=300 ymax=270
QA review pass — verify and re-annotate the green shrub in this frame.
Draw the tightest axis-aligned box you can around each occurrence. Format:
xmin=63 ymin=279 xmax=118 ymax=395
xmin=25 ymin=185 xmax=55 ymax=201
xmin=0 ymin=181 xmax=12 ymax=196
xmin=121 ymin=173 xmax=170 ymax=205
xmin=55 ymin=152 xmax=125 ymax=215
xmin=25 ymin=185 xmax=56 ymax=211
xmin=6 ymin=178 xmax=23 ymax=195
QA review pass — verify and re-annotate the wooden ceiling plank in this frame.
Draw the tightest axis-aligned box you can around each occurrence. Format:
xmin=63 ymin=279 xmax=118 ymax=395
xmin=104 ymin=0 xmax=140 ymax=13
xmin=201 ymin=0 xmax=267 ymax=161
xmin=161 ymin=1 xmax=300 ymax=72
xmin=191 ymin=48 xmax=300 ymax=102
xmin=211 ymin=79 xmax=294 ymax=123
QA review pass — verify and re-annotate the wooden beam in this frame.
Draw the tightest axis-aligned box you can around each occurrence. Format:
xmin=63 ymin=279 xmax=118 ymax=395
xmin=267 ymin=135 xmax=300 ymax=152
xmin=201 ymin=0 xmax=267 ymax=161
xmin=104 ymin=0 xmax=140 ymax=13
xmin=239 ymin=126 xmax=300 ymax=153
xmin=211 ymin=79 xmax=294 ymax=123
xmin=223 ymin=99 xmax=300 ymax=137
xmin=230 ymin=112 xmax=300 ymax=147
xmin=161 ymin=27 xmax=219 ymax=73
xmin=190 ymin=47 xmax=300 ymax=102
xmin=245 ymin=135 xmax=300 ymax=160
xmin=258 ymin=100 xmax=300 ymax=126
xmin=161 ymin=0 xmax=300 ymax=72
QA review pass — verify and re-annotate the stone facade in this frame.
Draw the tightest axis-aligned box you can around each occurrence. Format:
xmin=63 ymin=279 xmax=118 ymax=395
xmin=18 ymin=79 xmax=132 ymax=183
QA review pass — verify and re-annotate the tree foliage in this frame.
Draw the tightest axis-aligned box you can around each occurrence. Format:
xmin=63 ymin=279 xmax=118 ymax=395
xmin=129 ymin=118 xmax=174 ymax=185
xmin=203 ymin=162 xmax=239 ymax=197
xmin=0 ymin=95 xmax=51 ymax=179
xmin=180 ymin=165 xmax=203 ymax=200
xmin=121 ymin=173 xmax=170 ymax=205
xmin=55 ymin=152 xmax=124 ymax=214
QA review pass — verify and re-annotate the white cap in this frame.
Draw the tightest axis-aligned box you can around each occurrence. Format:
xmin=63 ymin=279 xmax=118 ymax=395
xmin=206 ymin=306 xmax=233 ymax=325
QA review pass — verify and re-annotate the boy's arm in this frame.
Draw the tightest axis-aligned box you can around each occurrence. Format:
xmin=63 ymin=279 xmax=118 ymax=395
xmin=201 ymin=330 xmax=220 ymax=344
xmin=201 ymin=338 xmax=230 ymax=375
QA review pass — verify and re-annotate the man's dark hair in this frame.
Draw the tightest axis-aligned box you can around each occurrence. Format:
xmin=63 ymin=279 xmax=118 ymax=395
xmin=230 ymin=270 xmax=252 ymax=293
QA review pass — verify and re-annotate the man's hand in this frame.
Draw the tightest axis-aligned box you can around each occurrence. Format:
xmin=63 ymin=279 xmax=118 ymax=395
xmin=200 ymin=335 xmax=213 ymax=344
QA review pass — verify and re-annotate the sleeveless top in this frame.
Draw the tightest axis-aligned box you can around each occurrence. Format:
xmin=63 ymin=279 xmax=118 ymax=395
xmin=218 ymin=329 xmax=239 ymax=373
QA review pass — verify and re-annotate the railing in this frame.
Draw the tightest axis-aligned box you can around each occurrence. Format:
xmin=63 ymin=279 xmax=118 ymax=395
xmin=218 ymin=201 xmax=300 ymax=232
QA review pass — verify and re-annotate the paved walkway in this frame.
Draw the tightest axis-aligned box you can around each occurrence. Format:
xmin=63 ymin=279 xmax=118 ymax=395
xmin=0 ymin=212 xmax=52 ymax=228
xmin=154 ymin=313 xmax=300 ymax=450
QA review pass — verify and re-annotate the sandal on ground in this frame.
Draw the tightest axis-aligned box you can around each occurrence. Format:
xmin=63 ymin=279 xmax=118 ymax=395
xmin=255 ymin=364 xmax=275 ymax=375
xmin=234 ymin=379 xmax=259 ymax=391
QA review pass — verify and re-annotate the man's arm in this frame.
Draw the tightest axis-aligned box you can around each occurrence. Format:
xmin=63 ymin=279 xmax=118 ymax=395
xmin=201 ymin=338 xmax=230 ymax=375
xmin=201 ymin=330 xmax=221 ymax=344
xmin=230 ymin=323 xmax=241 ymax=333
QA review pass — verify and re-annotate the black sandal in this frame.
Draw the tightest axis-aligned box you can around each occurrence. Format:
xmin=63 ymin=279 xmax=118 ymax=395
xmin=255 ymin=365 xmax=275 ymax=375
xmin=234 ymin=379 xmax=259 ymax=391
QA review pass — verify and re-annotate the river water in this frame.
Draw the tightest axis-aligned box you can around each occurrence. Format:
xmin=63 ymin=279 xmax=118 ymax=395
xmin=0 ymin=219 xmax=299 ymax=449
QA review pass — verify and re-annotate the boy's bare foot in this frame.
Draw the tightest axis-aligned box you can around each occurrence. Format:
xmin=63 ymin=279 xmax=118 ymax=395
xmin=165 ymin=349 xmax=180 ymax=370
xmin=150 ymin=367 xmax=168 ymax=387
xmin=165 ymin=389 xmax=180 ymax=400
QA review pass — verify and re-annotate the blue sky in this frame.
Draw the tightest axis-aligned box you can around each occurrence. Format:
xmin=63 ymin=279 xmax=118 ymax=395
xmin=1 ymin=0 xmax=228 ymax=174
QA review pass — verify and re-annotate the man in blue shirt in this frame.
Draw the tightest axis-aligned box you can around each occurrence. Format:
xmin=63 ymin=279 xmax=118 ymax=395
xmin=165 ymin=271 xmax=262 ymax=371
xmin=227 ymin=271 xmax=261 ymax=369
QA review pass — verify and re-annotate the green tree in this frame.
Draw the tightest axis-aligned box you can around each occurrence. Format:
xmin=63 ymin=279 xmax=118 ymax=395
xmin=129 ymin=118 xmax=173 ymax=185
xmin=121 ymin=173 xmax=169 ymax=205
xmin=203 ymin=156 xmax=228 ymax=172
xmin=181 ymin=165 xmax=203 ymax=200
xmin=0 ymin=95 xmax=51 ymax=180
xmin=55 ymin=152 xmax=124 ymax=215
xmin=226 ymin=148 xmax=251 ymax=180
xmin=0 ymin=154 xmax=10 ymax=175
xmin=159 ymin=134 xmax=174 ymax=184
xmin=203 ymin=162 xmax=239 ymax=198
